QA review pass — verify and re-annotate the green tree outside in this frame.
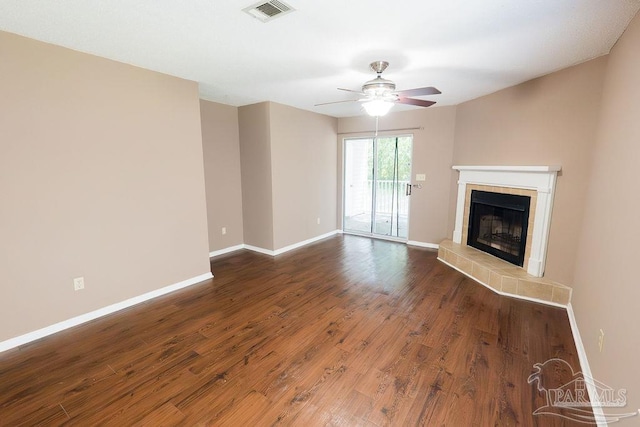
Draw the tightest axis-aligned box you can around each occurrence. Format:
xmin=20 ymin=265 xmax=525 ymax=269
xmin=368 ymin=136 xmax=412 ymax=181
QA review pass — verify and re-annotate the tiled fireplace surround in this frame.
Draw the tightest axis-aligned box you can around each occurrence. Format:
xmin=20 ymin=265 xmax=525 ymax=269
xmin=438 ymin=166 xmax=572 ymax=306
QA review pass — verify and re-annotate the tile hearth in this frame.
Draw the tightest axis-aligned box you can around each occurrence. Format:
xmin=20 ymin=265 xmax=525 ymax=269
xmin=437 ymin=239 xmax=571 ymax=306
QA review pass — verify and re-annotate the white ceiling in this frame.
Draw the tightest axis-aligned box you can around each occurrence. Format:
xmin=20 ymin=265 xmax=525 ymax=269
xmin=1 ymin=0 xmax=639 ymax=118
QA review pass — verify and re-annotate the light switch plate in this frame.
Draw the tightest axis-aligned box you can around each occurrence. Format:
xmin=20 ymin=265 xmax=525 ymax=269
xmin=416 ymin=174 xmax=426 ymax=181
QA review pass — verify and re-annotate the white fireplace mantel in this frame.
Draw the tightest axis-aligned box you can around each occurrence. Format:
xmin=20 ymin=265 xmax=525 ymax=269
xmin=452 ymin=165 xmax=561 ymax=277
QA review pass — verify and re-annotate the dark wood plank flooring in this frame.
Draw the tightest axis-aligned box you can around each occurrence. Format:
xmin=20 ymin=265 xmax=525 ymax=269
xmin=0 ymin=235 xmax=585 ymax=426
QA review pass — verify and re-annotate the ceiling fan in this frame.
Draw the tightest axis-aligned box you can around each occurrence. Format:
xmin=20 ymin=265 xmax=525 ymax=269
xmin=316 ymin=61 xmax=441 ymax=116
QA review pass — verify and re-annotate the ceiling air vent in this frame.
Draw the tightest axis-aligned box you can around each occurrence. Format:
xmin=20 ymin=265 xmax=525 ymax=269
xmin=243 ymin=0 xmax=295 ymax=22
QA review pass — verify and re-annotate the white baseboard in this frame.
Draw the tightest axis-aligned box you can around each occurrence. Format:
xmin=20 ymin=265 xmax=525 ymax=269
xmin=566 ymin=303 xmax=606 ymax=426
xmin=407 ymin=240 xmax=439 ymax=249
xmin=0 ymin=272 xmax=213 ymax=354
xmin=243 ymin=244 xmax=275 ymax=256
xmin=243 ymin=230 xmax=342 ymax=257
xmin=273 ymin=230 xmax=341 ymax=255
xmin=437 ymin=256 xmax=566 ymax=308
xmin=209 ymin=244 xmax=245 ymax=258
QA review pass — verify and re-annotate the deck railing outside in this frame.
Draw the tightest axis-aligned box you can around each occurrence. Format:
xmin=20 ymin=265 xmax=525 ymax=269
xmin=345 ymin=180 xmax=409 ymax=217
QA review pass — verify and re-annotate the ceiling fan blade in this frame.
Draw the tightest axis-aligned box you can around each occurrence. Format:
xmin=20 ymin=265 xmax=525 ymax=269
xmin=397 ymin=97 xmax=437 ymax=107
xmin=338 ymin=88 xmax=366 ymax=95
xmin=314 ymin=99 xmax=359 ymax=106
xmin=394 ymin=87 xmax=441 ymax=97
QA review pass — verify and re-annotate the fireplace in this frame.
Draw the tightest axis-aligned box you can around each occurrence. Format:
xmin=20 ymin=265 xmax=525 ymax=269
xmin=467 ymin=190 xmax=531 ymax=266
xmin=451 ymin=165 xmax=560 ymax=277
xmin=441 ymin=165 xmax=567 ymax=304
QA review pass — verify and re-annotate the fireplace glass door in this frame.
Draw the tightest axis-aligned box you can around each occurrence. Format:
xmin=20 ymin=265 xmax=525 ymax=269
xmin=467 ymin=191 xmax=530 ymax=266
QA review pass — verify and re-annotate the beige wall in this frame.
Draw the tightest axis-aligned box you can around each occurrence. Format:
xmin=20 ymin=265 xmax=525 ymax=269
xmin=200 ymin=100 xmax=244 ymax=252
xmin=572 ymin=12 xmax=640 ymax=412
xmin=238 ymin=102 xmax=338 ymax=251
xmin=338 ymin=107 xmax=457 ymax=245
xmin=238 ymin=102 xmax=274 ymax=250
xmin=0 ymin=31 xmax=211 ymax=341
xmin=270 ymin=103 xmax=338 ymax=250
xmin=452 ymin=57 xmax=608 ymax=284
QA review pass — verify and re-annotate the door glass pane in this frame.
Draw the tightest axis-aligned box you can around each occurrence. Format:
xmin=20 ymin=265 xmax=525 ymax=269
xmin=396 ymin=136 xmax=412 ymax=239
xmin=343 ymin=138 xmax=374 ymax=234
xmin=373 ymin=137 xmax=411 ymax=239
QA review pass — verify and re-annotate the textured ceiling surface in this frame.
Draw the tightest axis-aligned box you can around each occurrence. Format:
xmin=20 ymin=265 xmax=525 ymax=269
xmin=1 ymin=0 xmax=639 ymax=117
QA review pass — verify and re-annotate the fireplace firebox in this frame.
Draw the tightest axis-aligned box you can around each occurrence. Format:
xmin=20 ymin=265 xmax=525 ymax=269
xmin=467 ymin=190 xmax=531 ymax=267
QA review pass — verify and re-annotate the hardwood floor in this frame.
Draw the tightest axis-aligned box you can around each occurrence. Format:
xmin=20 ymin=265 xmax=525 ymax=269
xmin=0 ymin=235 xmax=586 ymax=426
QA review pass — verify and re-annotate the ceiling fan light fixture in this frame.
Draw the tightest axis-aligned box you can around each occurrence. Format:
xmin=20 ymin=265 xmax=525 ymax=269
xmin=363 ymin=99 xmax=394 ymax=117
xmin=362 ymin=76 xmax=396 ymax=97
xmin=315 ymin=61 xmax=440 ymax=115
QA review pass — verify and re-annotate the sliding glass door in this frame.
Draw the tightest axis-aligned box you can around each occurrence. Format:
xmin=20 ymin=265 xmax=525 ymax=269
xmin=343 ymin=138 xmax=374 ymax=235
xmin=343 ymin=135 xmax=412 ymax=240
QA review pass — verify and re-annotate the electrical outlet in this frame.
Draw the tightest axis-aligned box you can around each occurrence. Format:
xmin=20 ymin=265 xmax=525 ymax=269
xmin=317 ymin=217 xmax=321 ymax=225
xmin=221 ymin=227 xmax=227 ymax=235
xmin=598 ymin=329 xmax=605 ymax=352
xmin=416 ymin=173 xmax=426 ymax=181
xmin=73 ymin=277 xmax=85 ymax=291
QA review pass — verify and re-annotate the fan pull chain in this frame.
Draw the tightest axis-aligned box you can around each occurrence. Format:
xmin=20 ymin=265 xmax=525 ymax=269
xmin=375 ymin=116 xmax=379 ymax=138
